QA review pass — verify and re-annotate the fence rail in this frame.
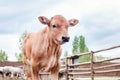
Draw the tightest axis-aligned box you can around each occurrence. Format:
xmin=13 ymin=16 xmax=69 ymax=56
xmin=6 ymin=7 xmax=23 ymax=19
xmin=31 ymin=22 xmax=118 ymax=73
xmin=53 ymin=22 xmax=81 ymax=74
xmin=59 ymin=45 xmax=120 ymax=80
xmin=1 ymin=45 xmax=120 ymax=80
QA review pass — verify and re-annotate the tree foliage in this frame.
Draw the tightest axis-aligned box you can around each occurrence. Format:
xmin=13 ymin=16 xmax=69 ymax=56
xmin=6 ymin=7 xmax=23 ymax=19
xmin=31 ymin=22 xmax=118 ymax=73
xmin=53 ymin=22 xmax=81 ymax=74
xmin=72 ymin=35 xmax=90 ymax=62
xmin=19 ymin=31 xmax=27 ymax=51
xmin=16 ymin=31 xmax=27 ymax=61
xmin=0 ymin=50 xmax=8 ymax=61
xmin=79 ymin=35 xmax=90 ymax=62
xmin=63 ymin=50 xmax=68 ymax=58
xmin=15 ymin=52 xmax=23 ymax=61
xmin=72 ymin=36 xmax=79 ymax=54
xmin=79 ymin=35 xmax=88 ymax=53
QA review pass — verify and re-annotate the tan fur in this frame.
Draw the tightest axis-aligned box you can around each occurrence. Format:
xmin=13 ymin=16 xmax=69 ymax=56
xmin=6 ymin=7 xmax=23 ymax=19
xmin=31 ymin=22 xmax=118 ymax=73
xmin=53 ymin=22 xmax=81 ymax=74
xmin=23 ymin=15 xmax=79 ymax=80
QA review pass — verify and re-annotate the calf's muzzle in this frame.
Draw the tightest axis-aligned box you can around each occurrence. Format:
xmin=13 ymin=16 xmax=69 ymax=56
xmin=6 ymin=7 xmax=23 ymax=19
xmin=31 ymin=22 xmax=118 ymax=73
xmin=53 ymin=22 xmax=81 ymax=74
xmin=62 ymin=36 xmax=70 ymax=42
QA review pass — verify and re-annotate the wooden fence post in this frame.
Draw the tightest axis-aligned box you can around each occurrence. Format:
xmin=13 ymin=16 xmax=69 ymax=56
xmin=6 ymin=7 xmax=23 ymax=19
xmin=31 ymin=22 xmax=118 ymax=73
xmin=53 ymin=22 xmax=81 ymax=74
xmin=71 ymin=58 xmax=74 ymax=80
xmin=66 ymin=57 xmax=69 ymax=80
xmin=91 ymin=51 xmax=94 ymax=80
xmin=69 ymin=58 xmax=74 ymax=80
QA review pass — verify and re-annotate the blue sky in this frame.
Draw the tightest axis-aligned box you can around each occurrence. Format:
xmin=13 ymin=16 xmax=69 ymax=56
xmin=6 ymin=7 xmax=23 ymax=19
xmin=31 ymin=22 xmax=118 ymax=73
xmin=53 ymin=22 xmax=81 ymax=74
xmin=0 ymin=0 xmax=120 ymax=61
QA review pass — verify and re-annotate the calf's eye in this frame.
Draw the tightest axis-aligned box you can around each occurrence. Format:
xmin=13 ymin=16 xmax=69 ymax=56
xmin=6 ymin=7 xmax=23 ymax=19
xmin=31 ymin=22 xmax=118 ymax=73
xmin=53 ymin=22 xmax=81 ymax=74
xmin=52 ymin=24 xmax=56 ymax=28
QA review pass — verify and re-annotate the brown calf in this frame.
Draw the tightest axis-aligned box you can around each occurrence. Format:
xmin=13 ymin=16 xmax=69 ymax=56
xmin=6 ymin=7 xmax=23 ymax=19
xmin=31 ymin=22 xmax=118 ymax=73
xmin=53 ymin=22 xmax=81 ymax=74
xmin=23 ymin=15 xmax=79 ymax=80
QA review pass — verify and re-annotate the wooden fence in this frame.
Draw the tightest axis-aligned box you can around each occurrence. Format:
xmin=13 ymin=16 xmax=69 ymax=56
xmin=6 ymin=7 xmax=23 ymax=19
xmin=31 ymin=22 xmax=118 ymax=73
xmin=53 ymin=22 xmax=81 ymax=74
xmin=59 ymin=45 xmax=120 ymax=80
xmin=0 ymin=45 xmax=120 ymax=80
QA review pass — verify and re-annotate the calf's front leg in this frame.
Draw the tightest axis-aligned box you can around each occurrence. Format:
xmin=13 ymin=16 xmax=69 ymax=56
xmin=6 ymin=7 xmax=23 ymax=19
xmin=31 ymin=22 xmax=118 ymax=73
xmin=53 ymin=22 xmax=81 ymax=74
xmin=50 ymin=63 xmax=60 ymax=80
xmin=31 ymin=66 xmax=40 ymax=80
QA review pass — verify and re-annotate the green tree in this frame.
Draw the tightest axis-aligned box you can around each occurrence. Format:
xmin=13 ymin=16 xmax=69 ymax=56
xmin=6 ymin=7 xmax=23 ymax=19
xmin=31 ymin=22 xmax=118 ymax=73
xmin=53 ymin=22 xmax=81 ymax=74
xmin=63 ymin=50 xmax=68 ymax=58
xmin=0 ymin=50 xmax=8 ymax=61
xmin=79 ymin=35 xmax=87 ymax=53
xmin=19 ymin=31 xmax=27 ymax=51
xmin=15 ymin=52 xmax=23 ymax=61
xmin=72 ymin=35 xmax=90 ymax=62
xmin=79 ymin=35 xmax=90 ymax=62
xmin=72 ymin=36 xmax=79 ymax=54
xmin=16 ymin=31 xmax=27 ymax=61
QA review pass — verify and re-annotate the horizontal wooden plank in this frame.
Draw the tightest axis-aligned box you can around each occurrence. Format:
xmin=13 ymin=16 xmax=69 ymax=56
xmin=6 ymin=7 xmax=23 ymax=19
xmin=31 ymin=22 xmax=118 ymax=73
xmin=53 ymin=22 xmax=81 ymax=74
xmin=68 ymin=72 xmax=91 ymax=75
xmin=94 ymin=63 xmax=120 ymax=70
xmin=94 ymin=45 xmax=120 ymax=53
xmin=60 ymin=45 xmax=120 ymax=60
xmin=68 ymin=62 xmax=90 ymax=67
xmin=61 ymin=52 xmax=90 ymax=60
xmin=60 ymin=68 xmax=66 ymax=73
xmin=67 ymin=52 xmax=90 ymax=59
xmin=68 ymin=68 xmax=91 ymax=71
xmin=95 ymin=69 xmax=120 ymax=74
xmin=95 ymin=58 xmax=120 ymax=63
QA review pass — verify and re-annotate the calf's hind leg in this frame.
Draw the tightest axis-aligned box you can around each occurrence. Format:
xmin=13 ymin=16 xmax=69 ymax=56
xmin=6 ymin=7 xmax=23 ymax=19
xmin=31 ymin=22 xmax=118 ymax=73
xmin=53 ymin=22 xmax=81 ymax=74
xmin=23 ymin=61 xmax=31 ymax=80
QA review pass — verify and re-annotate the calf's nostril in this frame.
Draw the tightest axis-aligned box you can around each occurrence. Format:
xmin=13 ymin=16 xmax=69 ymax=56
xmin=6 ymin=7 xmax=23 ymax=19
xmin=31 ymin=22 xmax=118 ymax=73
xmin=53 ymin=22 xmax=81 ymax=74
xmin=62 ymin=36 xmax=70 ymax=42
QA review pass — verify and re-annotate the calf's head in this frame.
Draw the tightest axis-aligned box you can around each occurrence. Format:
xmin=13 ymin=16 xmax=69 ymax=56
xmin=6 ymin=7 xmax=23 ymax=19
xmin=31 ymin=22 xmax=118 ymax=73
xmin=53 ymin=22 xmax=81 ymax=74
xmin=38 ymin=15 xmax=79 ymax=45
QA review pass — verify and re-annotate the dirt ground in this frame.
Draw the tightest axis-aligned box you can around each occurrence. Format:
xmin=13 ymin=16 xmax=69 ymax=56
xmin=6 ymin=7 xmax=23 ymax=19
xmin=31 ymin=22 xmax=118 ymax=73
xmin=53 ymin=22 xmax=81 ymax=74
xmin=75 ymin=77 xmax=120 ymax=80
xmin=1 ymin=77 xmax=120 ymax=80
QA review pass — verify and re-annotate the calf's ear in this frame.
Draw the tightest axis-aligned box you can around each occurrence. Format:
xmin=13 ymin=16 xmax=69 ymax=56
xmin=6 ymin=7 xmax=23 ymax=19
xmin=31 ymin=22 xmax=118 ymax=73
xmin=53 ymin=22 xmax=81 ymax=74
xmin=68 ymin=19 xmax=79 ymax=27
xmin=38 ymin=16 xmax=50 ymax=25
